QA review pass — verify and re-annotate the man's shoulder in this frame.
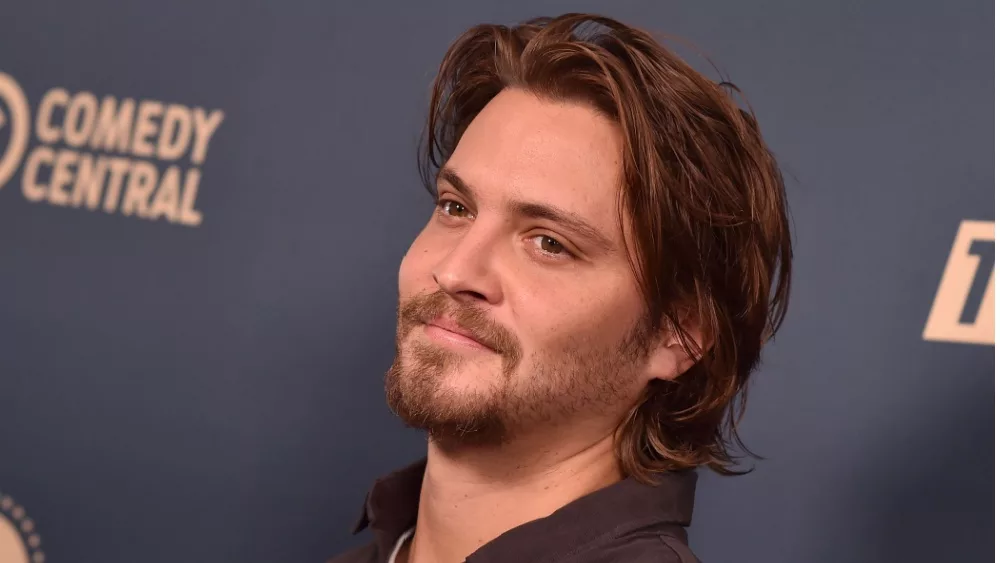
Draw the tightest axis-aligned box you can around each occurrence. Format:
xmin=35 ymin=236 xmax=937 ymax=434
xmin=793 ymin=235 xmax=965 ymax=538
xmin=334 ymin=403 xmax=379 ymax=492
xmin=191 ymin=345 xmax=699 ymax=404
xmin=324 ymin=530 xmax=699 ymax=563
xmin=575 ymin=528 xmax=701 ymax=563
xmin=326 ymin=541 xmax=378 ymax=563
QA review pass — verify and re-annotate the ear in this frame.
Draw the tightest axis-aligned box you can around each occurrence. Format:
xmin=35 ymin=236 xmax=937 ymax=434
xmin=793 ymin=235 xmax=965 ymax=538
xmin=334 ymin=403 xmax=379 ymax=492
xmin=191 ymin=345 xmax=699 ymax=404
xmin=641 ymin=315 xmax=709 ymax=383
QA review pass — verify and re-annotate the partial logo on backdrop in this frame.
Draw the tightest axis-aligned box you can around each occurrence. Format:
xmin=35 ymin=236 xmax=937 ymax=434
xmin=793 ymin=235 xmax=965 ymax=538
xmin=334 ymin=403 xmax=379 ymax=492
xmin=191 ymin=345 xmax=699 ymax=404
xmin=924 ymin=220 xmax=994 ymax=345
xmin=0 ymin=492 xmax=44 ymax=563
xmin=0 ymin=71 xmax=224 ymax=227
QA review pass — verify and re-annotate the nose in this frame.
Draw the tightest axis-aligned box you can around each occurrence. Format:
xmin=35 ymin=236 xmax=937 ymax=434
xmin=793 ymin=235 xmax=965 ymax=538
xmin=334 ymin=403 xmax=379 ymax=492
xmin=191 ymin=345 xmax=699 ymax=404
xmin=432 ymin=224 xmax=503 ymax=305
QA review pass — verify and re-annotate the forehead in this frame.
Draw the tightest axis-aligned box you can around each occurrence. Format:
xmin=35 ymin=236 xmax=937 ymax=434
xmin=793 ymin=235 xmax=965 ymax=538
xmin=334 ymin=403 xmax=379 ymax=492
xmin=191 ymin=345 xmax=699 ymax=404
xmin=446 ymin=89 xmax=624 ymax=228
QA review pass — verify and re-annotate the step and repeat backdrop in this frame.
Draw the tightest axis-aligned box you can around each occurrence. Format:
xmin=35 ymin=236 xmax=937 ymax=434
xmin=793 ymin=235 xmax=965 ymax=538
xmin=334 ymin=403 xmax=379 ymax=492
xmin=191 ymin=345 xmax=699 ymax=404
xmin=0 ymin=1 xmax=992 ymax=562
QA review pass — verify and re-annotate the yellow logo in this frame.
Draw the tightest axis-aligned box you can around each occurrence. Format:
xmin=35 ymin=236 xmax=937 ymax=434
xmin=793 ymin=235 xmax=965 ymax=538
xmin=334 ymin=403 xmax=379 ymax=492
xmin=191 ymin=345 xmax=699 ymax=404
xmin=0 ymin=72 xmax=31 ymax=190
xmin=0 ymin=492 xmax=44 ymax=563
xmin=0 ymin=70 xmax=224 ymax=227
xmin=923 ymin=220 xmax=995 ymax=345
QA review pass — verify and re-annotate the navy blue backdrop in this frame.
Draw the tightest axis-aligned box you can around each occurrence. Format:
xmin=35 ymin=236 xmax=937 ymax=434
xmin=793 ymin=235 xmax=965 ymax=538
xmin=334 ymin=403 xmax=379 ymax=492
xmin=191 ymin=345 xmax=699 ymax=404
xmin=0 ymin=1 xmax=992 ymax=562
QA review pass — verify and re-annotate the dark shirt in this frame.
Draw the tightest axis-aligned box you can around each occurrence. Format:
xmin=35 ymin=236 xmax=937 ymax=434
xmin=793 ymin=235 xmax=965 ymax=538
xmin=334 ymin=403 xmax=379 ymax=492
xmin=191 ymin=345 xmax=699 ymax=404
xmin=328 ymin=458 xmax=701 ymax=563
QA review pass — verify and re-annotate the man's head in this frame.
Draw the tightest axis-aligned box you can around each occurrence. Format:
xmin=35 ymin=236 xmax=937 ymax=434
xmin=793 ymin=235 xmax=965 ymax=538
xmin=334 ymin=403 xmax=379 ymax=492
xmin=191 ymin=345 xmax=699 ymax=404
xmin=386 ymin=14 xmax=792 ymax=481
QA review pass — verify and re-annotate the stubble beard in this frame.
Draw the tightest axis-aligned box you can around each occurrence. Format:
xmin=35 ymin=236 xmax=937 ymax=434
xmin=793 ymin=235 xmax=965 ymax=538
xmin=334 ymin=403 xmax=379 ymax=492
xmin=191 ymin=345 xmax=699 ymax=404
xmin=385 ymin=290 xmax=653 ymax=448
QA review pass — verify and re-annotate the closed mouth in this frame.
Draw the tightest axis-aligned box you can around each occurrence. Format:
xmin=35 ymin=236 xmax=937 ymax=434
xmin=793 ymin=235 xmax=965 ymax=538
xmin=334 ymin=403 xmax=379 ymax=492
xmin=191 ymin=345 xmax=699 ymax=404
xmin=425 ymin=317 xmax=495 ymax=351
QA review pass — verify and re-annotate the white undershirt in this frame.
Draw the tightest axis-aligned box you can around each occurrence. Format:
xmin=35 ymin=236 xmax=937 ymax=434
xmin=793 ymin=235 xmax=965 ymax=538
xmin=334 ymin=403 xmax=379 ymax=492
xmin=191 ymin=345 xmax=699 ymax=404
xmin=387 ymin=527 xmax=415 ymax=563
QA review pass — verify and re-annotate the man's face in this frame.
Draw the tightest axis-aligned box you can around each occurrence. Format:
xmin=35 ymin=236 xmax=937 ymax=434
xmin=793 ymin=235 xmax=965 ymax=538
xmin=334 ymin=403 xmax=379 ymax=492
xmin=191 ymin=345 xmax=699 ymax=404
xmin=387 ymin=88 xmax=656 ymax=446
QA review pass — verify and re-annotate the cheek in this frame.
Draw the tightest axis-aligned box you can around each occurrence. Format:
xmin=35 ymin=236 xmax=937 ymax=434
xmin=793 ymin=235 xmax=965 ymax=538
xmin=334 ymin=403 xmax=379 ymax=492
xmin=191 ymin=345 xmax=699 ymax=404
xmin=519 ymin=294 xmax=630 ymax=353
xmin=513 ymin=280 xmax=645 ymax=355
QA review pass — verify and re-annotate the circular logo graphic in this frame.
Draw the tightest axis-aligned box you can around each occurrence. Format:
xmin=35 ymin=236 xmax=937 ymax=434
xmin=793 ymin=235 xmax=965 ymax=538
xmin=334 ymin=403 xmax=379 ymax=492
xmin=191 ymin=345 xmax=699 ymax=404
xmin=0 ymin=492 xmax=44 ymax=563
xmin=0 ymin=72 xmax=30 ymax=190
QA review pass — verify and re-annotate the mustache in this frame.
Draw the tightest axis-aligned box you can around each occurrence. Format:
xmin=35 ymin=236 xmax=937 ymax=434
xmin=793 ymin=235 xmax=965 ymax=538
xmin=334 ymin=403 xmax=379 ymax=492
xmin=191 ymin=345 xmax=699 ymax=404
xmin=398 ymin=290 xmax=521 ymax=358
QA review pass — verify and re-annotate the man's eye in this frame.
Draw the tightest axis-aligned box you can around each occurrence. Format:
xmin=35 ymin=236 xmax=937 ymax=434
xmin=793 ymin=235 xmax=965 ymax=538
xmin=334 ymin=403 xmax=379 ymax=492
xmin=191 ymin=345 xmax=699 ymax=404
xmin=439 ymin=200 xmax=471 ymax=218
xmin=533 ymin=235 xmax=567 ymax=256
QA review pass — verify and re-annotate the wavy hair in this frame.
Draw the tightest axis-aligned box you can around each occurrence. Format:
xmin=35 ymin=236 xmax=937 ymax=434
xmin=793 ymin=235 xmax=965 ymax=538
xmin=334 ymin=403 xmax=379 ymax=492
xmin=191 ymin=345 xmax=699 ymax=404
xmin=419 ymin=13 xmax=793 ymax=482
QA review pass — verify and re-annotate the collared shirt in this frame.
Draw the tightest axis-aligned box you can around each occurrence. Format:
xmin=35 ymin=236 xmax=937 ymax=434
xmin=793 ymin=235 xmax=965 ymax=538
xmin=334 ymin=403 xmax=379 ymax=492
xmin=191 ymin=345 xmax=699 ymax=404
xmin=328 ymin=458 xmax=701 ymax=563
xmin=386 ymin=527 xmax=414 ymax=563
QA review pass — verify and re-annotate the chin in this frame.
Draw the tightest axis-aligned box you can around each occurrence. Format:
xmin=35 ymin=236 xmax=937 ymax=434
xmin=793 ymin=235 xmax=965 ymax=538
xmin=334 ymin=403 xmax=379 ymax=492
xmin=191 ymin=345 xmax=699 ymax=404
xmin=421 ymin=369 xmax=507 ymax=413
xmin=387 ymin=369 xmax=511 ymax=445
xmin=389 ymin=342 xmax=499 ymax=396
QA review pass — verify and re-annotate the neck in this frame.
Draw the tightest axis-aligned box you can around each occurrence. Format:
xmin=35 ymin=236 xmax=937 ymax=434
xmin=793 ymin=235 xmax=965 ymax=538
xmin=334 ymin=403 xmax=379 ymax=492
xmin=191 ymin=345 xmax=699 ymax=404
xmin=404 ymin=425 xmax=624 ymax=563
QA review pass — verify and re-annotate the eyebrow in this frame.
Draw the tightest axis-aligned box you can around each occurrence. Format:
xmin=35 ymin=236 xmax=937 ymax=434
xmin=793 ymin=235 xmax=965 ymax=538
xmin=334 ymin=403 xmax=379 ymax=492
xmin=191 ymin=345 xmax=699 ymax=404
xmin=437 ymin=166 xmax=616 ymax=252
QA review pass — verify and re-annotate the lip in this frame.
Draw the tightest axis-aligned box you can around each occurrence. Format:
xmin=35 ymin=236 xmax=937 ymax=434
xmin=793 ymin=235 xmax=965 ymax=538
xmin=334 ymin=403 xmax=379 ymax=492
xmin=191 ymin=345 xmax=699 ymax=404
xmin=424 ymin=317 xmax=495 ymax=352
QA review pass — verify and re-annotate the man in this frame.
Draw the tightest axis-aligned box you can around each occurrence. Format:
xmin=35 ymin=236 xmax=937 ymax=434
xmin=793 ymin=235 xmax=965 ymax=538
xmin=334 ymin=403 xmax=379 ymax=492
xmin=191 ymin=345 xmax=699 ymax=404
xmin=331 ymin=12 xmax=792 ymax=563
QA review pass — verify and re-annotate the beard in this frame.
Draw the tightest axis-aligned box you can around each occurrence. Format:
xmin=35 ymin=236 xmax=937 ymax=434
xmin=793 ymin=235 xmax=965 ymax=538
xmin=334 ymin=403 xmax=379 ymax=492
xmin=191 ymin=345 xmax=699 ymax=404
xmin=385 ymin=289 xmax=654 ymax=447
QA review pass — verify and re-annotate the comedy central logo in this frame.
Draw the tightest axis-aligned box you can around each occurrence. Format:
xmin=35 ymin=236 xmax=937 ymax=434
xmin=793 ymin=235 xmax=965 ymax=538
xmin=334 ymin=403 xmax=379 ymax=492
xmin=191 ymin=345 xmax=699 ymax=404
xmin=0 ymin=70 xmax=224 ymax=227
xmin=0 ymin=73 xmax=31 ymax=191
xmin=0 ymin=492 xmax=44 ymax=563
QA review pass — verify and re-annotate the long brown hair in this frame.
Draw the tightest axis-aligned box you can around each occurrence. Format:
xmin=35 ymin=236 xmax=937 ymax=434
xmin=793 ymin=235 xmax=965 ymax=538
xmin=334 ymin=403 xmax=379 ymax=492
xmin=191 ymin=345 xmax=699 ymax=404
xmin=419 ymin=13 xmax=793 ymax=483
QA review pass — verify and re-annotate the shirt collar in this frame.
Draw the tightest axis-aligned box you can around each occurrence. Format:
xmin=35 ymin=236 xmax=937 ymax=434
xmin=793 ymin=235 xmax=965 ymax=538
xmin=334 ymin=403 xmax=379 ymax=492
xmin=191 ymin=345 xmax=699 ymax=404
xmin=352 ymin=457 xmax=697 ymax=563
